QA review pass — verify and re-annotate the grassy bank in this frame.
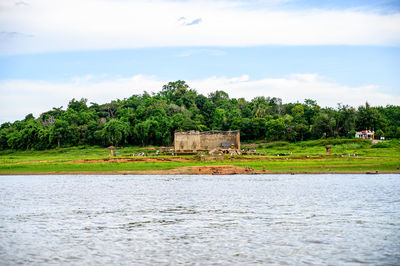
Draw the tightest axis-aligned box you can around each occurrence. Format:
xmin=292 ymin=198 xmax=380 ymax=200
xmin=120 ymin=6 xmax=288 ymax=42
xmin=1 ymin=139 xmax=399 ymax=174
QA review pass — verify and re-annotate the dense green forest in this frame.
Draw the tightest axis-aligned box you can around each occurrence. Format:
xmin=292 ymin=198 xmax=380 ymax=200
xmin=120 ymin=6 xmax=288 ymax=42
xmin=1 ymin=80 xmax=400 ymax=150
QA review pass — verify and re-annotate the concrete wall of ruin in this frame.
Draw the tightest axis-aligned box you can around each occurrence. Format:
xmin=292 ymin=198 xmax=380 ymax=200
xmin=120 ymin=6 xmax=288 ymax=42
xmin=174 ymin=131 xmax=201 ymax=151
xmin=199 ymin=131 xmax=240 ymax=150
xmin=174 ymin=131 xmax=240 ymax=151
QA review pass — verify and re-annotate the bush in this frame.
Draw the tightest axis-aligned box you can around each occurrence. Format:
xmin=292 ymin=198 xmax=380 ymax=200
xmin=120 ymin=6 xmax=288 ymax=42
xmin=347 ymin=129 xmax=356 ymax=139
xmin=372 ymin=139 xmax=400 ymax=149
xmin=264 ymin=141 xmax=290 ymax=148
xmin=298 ymin=138 xmax=370 ymax=147
xmin=375 ymin=129 xmax=384 ymax=139
xmin=372 ymin=142 xmax=392 ymax=148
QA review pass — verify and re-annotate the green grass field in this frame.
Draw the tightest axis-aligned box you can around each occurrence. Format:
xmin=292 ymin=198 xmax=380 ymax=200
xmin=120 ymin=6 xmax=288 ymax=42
xmin=1 ymin=139 xmax=399 ymax=174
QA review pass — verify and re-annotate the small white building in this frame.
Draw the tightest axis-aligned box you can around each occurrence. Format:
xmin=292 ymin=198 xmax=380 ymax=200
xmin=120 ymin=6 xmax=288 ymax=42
xmin=355 ymin=130 xmax=374 ymax=139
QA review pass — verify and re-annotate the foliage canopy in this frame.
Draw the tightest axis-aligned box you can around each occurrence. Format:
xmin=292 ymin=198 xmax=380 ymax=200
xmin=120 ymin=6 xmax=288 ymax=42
xmin=1 ymin=81 xmax=399 ymax=150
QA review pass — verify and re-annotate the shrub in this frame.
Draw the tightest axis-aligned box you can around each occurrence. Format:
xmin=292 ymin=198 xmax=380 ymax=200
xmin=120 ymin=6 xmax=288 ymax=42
xmin=347 ymin=129 xmax=356 ymax=139
xmin=372 ymin=142 xmax=391 ymax=148
xmin=371 ymin=139 xmax=400 ymax=149
xmin=375 ymin=129 xmax=384 ymax=139
xmin=298 ymin=138 xmax=370 ymax=147
xmin=264 ymin=141 xmax=290 ymax=148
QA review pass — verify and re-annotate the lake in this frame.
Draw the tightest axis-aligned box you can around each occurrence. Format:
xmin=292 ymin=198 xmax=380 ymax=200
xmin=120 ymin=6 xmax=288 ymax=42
xmin=0 ymin=174 xmax=399 ymax=265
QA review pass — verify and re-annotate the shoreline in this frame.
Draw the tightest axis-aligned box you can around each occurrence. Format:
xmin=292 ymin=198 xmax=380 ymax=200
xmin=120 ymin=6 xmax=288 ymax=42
xmin=1 ymin=172 xmax=399 ymax=175
xmin=2 ymin=147 xmax=400 ymax=176
xmin=1 ymin=165 xmax=399 ymax=176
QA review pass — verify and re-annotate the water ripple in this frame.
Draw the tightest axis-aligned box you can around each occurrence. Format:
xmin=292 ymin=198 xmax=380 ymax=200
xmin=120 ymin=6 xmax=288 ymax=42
xmin=0 ymin=174 xmax=399 ymax=265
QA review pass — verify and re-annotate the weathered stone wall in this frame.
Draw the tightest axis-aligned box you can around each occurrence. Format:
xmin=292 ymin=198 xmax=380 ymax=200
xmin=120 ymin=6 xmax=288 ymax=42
xmin=199 ymin=131 xmax=240 ymax=150
xmin=174 ymin=131 xmax=240 ymax=151
xmin=174 ymin=131 xmax=201 ymax=151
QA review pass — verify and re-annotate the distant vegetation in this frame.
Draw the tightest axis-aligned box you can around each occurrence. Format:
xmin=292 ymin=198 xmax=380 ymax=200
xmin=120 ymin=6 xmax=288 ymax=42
xmin=1 ymin=80 xmax=400 ymax=150
xmin=1 ymin=139 xmax=400 ymax=174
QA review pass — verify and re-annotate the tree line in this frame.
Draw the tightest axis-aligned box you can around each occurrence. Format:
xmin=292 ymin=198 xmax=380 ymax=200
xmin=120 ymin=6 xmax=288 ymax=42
xmin=1 ymin=80 xmax=399 ymax=150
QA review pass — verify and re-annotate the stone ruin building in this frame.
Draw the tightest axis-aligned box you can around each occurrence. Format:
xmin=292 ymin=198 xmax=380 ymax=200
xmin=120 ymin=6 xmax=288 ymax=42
xmin=174 ymin=130 xmax=241 ymax=155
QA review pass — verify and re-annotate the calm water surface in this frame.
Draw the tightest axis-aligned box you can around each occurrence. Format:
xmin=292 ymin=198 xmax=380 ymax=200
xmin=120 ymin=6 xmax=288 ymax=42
xmin=0 ymin=174 xmax=399 ymax=265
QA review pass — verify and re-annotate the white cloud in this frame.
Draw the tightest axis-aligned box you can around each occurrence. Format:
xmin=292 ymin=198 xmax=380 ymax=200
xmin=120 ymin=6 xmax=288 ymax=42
xmin=177 ymin=48 xmax=226 ymax=57
xmin=178 ymin=17 xmax=203 ymax=26
xmin=1 ymin=74 xmax=399 ymax=122
xmin=0 ymin=0 xmax=400 ymax=54
xmin=189 ymin=74 xmax=398 ymax=107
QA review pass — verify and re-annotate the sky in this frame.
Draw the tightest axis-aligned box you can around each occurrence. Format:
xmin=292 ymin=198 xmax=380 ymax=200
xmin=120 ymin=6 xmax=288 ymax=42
xmin=0 ymin=0 xmax=400 ymax=122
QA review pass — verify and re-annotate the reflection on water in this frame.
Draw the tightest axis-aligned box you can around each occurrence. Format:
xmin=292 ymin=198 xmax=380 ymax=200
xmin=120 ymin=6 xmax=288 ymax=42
xmin=0 ymin=174 xmax=399 ymax=264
